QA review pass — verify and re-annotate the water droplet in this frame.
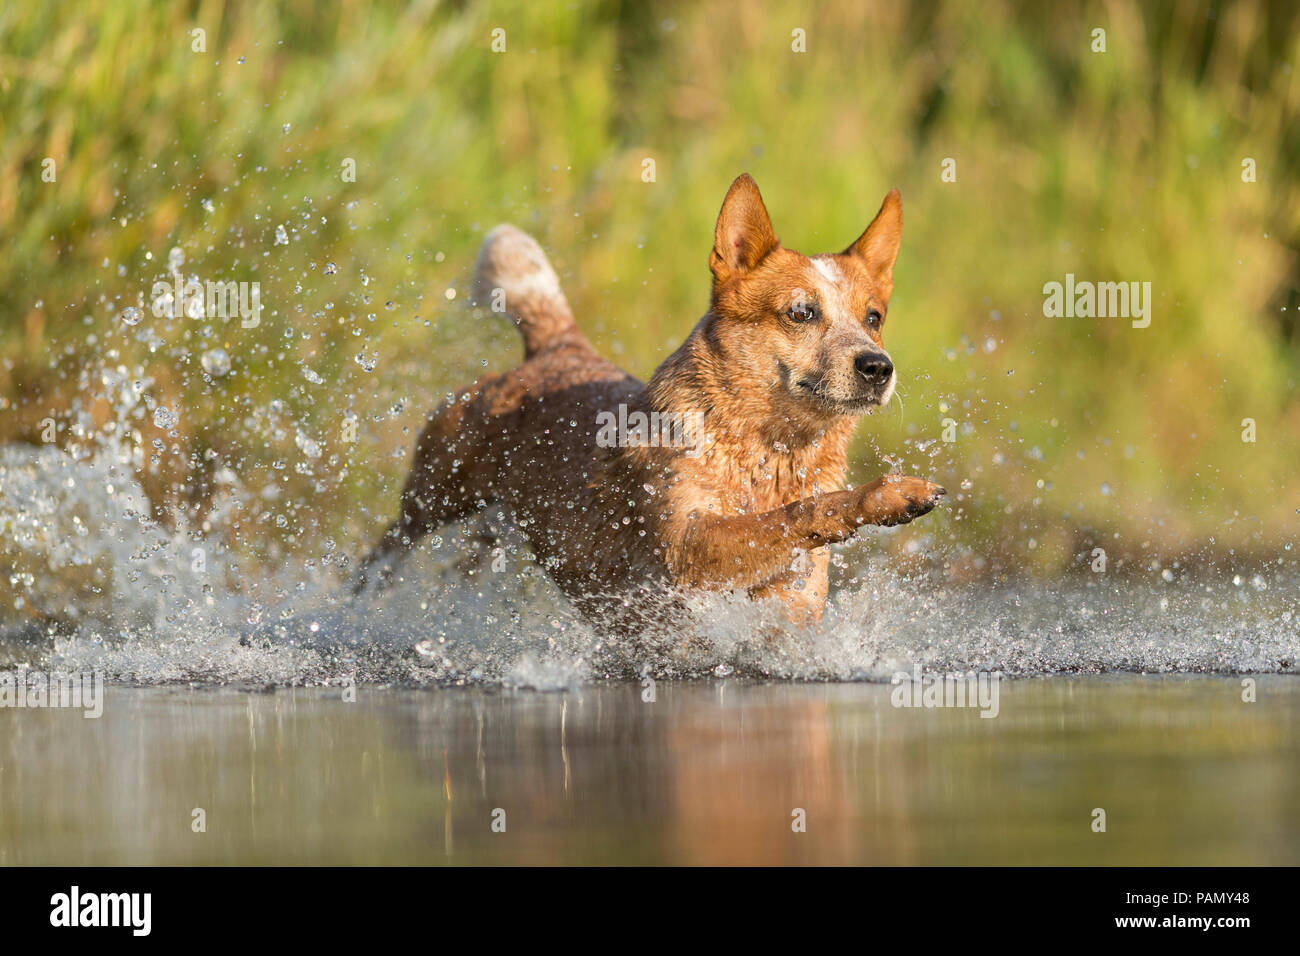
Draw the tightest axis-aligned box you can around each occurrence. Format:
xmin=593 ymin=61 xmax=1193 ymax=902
xmin=119 ymin=307 xmax=141 ymax=326
xmin=200 ymin=348 xmax=231 ymax=377
xmin=153 ymin=407 xmax=178 ymax=429
xmin=295 ymin=431 xmax=322 ymax=459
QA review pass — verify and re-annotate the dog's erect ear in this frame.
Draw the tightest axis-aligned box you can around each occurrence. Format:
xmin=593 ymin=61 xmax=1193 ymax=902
xmin=845 ymin=189 xmax=902 ymax=280
xmin=710 ymin=173 xmax=779 ymax=282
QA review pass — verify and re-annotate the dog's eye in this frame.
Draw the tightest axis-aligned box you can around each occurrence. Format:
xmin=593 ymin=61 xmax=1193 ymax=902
xmin=787 ymin=302 xmax=819 ymax=323
xmin=866 ymin=309 xmax=883 ymax=330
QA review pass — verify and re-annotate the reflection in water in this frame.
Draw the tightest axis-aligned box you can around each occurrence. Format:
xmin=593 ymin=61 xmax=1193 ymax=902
xmin=0 ymin=677 xmax=1297 ymax=864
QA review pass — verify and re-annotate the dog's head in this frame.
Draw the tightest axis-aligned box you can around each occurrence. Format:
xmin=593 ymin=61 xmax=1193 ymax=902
xmin=706 ymin=174 xmax=903 ymax=421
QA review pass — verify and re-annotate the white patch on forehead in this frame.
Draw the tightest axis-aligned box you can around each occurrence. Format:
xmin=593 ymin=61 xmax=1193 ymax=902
xmin=808 ymin=256 xmax=858 ymax=329
xmin=811 ymin=257 xmax=841 ymax=285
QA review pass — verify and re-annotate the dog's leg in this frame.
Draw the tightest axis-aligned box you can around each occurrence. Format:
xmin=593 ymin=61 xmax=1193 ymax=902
xmin=672 ymin=475 xmax=944 ymax=592
xmin=749 ymin=548 xmax=830 ymax=625
xmin=353 ymin=398 xmax=498 ymax=593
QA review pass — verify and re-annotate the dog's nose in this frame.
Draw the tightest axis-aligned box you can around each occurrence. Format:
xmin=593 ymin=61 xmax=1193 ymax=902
xmin=854 ymin=352 xmax=894 ymax=385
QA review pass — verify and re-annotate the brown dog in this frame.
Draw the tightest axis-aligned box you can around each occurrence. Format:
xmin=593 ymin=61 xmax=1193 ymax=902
xmin=357 ymin=174 xmax=944 ymax=629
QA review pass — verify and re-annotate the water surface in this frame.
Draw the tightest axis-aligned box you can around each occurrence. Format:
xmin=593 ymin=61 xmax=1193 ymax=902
xmin=2 ymin=676 xmax=1296 ymax=865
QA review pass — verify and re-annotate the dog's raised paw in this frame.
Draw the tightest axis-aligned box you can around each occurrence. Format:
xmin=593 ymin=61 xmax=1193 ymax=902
xmin=855 ymin=475 xmax=946 ymax=527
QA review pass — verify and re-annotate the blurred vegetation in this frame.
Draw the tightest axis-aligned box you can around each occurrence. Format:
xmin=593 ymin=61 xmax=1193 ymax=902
xmin=0 ymin=0 xmax=1297 ymax=588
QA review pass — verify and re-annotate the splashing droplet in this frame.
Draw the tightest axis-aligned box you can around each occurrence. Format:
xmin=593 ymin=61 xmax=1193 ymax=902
xmin=200 ymin=349 xmax=231 ymax=377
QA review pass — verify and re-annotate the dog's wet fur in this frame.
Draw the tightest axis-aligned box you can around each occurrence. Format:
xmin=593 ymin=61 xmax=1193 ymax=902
xmin=356 ymin=174 xmax=944 ymax=629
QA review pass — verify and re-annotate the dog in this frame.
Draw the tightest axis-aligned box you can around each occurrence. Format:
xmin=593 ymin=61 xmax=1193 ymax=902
xmin=356 ymin=174 xmax=944 ymax=630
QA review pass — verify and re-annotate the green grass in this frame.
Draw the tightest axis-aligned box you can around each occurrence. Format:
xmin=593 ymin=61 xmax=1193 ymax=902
xmin=1 ymin=0 xmax=1297 ymax=587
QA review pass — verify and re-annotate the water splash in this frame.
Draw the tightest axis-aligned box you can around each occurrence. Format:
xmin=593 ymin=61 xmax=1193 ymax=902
xmin=1 ymin=370 xmax=1296 ymax=688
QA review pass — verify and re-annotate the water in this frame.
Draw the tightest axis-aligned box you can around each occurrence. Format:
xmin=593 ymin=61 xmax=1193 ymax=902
xmin=1 ymin=678 xmax=1297 ymax=865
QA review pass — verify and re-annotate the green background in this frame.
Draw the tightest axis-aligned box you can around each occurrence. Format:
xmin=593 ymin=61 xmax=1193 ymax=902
xmin=1 ymin=0 xmax=1296 ymax=594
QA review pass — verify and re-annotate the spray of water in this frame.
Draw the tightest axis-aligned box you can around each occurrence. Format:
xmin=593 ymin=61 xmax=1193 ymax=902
xmin=1 ymin=361 xmax=1294 ymax=689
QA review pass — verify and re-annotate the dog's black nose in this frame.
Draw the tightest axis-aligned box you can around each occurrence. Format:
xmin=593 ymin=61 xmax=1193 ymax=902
xmin=854 ymin=352 xmax=894 ymax=385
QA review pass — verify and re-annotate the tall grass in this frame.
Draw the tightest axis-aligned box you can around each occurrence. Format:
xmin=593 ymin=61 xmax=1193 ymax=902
xmin=1 ymin=0 xmax=1297 ymax=585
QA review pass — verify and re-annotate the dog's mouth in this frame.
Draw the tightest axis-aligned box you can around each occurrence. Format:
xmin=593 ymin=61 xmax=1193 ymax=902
xmin=775 ymin=360 xmax=891 ymax=415
xmin=794 ymin=378 xmax=886 ymax=414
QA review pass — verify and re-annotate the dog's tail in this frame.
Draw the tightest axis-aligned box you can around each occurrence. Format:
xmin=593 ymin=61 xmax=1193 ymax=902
xmin=474 ymin=225 xmax=578 ymax=358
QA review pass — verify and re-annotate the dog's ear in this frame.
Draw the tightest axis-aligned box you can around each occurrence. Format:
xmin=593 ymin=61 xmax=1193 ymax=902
xmin=710 ymin=174 xmax=779 ymax=283
xmin=845 ymin=189 xmax=902 ymax=281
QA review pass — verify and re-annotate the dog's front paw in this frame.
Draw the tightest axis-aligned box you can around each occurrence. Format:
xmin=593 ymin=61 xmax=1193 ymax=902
xmin=854 ymin=475 xmax=946 ymax=527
